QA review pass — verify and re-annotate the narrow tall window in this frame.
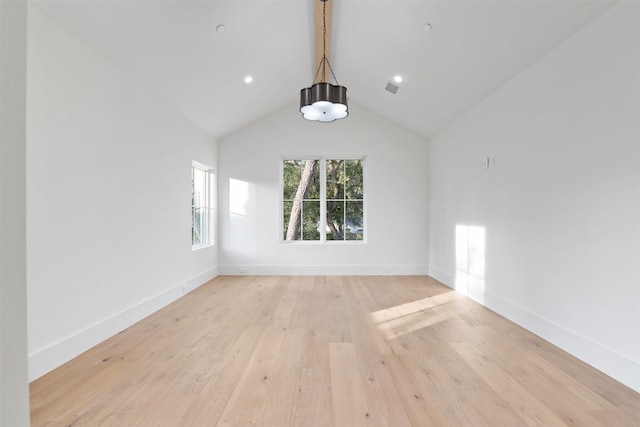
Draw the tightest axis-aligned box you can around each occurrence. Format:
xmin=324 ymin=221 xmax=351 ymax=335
xmin=192 ymin=162 xmax=215 ymax=248
xmin=282 ymin=158 xmax=365 ymax=242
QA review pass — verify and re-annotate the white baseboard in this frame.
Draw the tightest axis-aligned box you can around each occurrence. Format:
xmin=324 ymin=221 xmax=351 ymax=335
xmin=219 ymin=265 xmax=429 ymax=276
xmin=28 ymin=266 xmax=219 ymax=382
xmin=428 ymin=265 xmax=455 ymax=289
xmin=428 ymin=267 xmax=640 ymax=393
xmin=472 ymin=284 xmax=640 ymax=393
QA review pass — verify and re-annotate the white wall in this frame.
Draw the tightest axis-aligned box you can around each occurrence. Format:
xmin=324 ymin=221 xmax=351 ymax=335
xmin=1 ymin=0 xmax=30 ymax=424
xmin=428 ymin=2 xmax=639 ymax=391
xmin=219 ymin=102 xmax=428 ymax=275
xmin=27 ymin=6 xmax=218 ymax=381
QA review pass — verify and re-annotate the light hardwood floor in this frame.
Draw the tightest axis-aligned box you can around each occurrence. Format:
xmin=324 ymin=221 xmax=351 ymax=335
xmin=31 ymin=276 xmax=640 ymax=426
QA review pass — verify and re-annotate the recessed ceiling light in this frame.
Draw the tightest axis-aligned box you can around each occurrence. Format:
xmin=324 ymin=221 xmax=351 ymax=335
xmin=216 ymin=25 xmax=226 ymax=33
xmin=423 ymin=23 xmax=432 ymax=31
xmin=244 ymin=76 xmax=253 ymax=84
xmin=394 ymin=75 xmax=403 ymax=83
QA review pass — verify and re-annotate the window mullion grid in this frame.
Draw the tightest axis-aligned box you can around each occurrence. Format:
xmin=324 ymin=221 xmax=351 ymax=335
xmin=343 ymin=199 xmax=347 ymax=240
xmin=204 ymin=171 xmax=209 ymax=244
xmin=201 ymin=171 xmax=206 ymax=245
xmin=319 ymin=160 xmax=326 ymax=243
xmin=191 ymin=167 xmax=195 ymax=244
xmin=205 ymin=170 xmax=210 ymax=244
xmin=208 ymin=171 xmax=214 ymax=245
xmin=280 ymin=160 xmax=285 ymax=242
xmin=300 ymin=194 xmax=304 ymax=240
xmin=342 ymin=161 xmax=346 ymax=240
xmin=202 ymin=171 xmax=207 ymax=244
xmin=213 ymin=171 xmax=217 ymax=244
xmin=342 ymin=161 xmax=347 ymax=240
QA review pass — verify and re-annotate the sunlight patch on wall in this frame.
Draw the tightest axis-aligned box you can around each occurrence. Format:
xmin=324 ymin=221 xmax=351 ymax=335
xmin=455 ymin=225 xmax=486 ymax=302
xmin=229 ymin=179 xmax=250 ymax=216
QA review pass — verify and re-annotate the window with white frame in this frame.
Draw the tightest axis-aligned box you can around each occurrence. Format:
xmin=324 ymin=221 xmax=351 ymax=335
xmin=192 ymin=162 xmax=215 ymax=248
xmin=282 ymin=158 xmax=365 ymax=242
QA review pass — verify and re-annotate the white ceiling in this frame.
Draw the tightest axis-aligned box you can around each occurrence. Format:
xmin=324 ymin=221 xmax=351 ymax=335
xmin=33 ymin=0 xmax=617 ymax=139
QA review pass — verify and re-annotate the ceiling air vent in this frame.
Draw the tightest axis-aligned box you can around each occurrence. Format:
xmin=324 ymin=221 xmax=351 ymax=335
xmin=385 ymin=82 xmax=399 ymax=94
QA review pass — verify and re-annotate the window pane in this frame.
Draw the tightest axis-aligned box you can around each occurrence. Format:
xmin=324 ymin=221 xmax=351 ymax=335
xmin=326 ymin=160 xmax=344 ymax=199
xmin=326 ymin=200 xmax=345 ymax=240
xmin=345 ymin=201 xmax=364 ymax=240
xmin=302 ymin=201 xmax=320 ymax=240
xmin=193 ymin=168 xmax=205 ymax=207
xmin=306 ymin=160 xmax=321 ymax=200
xmin=345 ymin=160 xmax=363 ymax=200
xmin=282 ymin=160 xmax=301 ymax=200
xmin=283 ymin=160 xmax=320 ymax=200
xmin=193 ymin=206 xmax=203 ymax=245
xmin=283 ymin=200 xmax=301 ymax=240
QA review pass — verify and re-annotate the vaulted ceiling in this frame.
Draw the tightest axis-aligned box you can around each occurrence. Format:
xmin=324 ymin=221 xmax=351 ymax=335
xmin=33 ymin=0 xmax=617 ymax=139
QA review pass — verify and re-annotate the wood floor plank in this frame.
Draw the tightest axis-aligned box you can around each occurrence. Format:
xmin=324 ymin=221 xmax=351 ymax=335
xmin=408 ymin=336 xmax=520 ymax=426
xmin=341 ymin=277 xmax=412 ymax=426
xmin=329 ymin=343 xmax=370 ymax=427
xmin=449 ymin=318 xmax=624 ymax=425
xmin=30 ymin=275 xmax=640 ymax=426
xmin=326 ymin=276 xmax=353 ymax=344
xmin=349 ymin=278 xmax=395 ymax=355
xmin=383 ymin=354 xmax=451 ymax=426
xmin=292 ymin=367 xmax=334 ymax=426
xmin=257 ymin=331 xmax=304 ymax=426
xmin=524 ymin=333 xmax=640 ymax=414
xmin=217 ymin=327 xmax=286 ymax=424
xmin=449 ymin=341 xmax=566 ymax=426
xmin=179 ymin=324 xmax=266 ymax=426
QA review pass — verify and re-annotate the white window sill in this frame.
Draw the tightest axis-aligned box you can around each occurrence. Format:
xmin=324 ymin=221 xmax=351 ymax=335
xmin=192 ymin=243 xmax=214 ymax=251
xmin=280 ymin=240 xmax=367 ymax=245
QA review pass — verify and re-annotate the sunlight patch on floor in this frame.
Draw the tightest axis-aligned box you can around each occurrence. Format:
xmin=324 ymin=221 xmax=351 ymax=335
xmin=369 ymin=291 xmax=461 ymax=340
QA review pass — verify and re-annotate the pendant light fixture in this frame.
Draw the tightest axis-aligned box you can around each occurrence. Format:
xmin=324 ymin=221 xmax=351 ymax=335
xmin=300 ymin=0 xmax=348 ymax=122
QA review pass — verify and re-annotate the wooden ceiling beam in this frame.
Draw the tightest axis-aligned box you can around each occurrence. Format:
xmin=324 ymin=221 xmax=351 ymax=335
xmin=315 ymin=0 xmax=332 ymax=83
